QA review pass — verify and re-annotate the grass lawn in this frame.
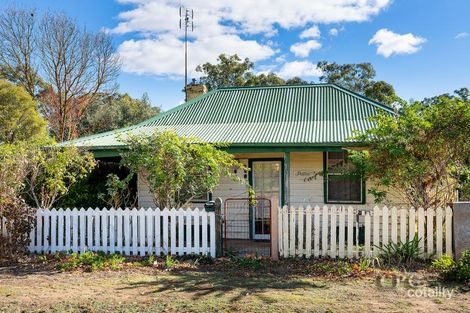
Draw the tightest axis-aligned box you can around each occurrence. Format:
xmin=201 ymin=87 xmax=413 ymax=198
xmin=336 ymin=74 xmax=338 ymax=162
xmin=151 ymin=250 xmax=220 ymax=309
xmin=0 ymin=256 xmax=469 ymax=312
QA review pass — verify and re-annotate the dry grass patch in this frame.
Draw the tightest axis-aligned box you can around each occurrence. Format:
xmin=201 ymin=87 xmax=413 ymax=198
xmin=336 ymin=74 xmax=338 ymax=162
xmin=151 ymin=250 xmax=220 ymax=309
xmin=0 ymin=256 xmax=469 ymax=312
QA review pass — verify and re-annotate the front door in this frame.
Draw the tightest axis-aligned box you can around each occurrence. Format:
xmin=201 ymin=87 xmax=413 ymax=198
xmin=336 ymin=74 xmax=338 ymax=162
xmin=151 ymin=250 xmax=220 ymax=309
xmin=251 ymin=160 xmax=282 ymax=240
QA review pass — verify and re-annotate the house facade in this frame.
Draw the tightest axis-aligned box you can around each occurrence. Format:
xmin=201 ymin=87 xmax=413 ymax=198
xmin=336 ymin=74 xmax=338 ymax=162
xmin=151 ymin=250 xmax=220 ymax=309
xmin=68 ymin=84 xmax=399 ymax=241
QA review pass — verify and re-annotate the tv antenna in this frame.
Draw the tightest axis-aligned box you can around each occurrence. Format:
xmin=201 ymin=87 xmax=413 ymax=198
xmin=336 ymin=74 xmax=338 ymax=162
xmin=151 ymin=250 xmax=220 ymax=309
xmin=180 ymin=6 xmax=194 ymax=102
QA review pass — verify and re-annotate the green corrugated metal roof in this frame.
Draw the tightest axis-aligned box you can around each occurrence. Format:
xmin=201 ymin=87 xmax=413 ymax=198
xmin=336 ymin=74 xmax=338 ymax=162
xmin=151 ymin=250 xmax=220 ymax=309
xmin=65 ymin=84 xmax=394 ymax=149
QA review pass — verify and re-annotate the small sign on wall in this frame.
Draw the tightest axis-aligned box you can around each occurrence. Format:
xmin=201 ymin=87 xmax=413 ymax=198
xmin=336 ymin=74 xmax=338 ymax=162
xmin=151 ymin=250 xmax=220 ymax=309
xmin=294 ymin=170 xmax=321 ymax=182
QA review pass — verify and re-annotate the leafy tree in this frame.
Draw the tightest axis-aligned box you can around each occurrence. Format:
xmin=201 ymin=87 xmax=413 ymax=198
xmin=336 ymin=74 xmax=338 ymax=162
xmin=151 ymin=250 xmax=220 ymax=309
xmin=54 ymin=159 xmax=132 ymax=209
xmin=24 ymin=146 xmax=96 ymax=209
xmin=285 ymin=77 xmax=310 ymax=85
xmin=317 ymin=61 xmax=375 ymax=91
xmin=196 ymin=54 xmax=307 ymax=90
xmin=196 ymin=54 xmax=253 ymax=90
xmin=421 ymin=88 xmax=470 ymax=201
xmin=455 ymin=88 xmax=469 ymax=101
xmin=98 ymin=173 xmax=136 ymax=208
xmin=121 ymin=131 xmax=248 ymax=208
xmin=0 ymin=142 xmax=30 ymax=206
xmin=349 ymin=97 xmax=470 ymax=209
xmin=0 ymin=196 xmax=35 ymax=257
xmin=79 ymin=92 xmax=160 ymax=135
xmin=317 ymin=61 xmax=397 ymax=105
xmin=422 ymin=87 xmax=469 ymax=106
xmin=0 ymin=143 xmax=33 ymax=257
xmin=460 ymin=179 xmax=470 ymax=201
xmin=364 ymin=80 xmax=397 ymax=105
xmin=0 ymin=142 xmax=95 ymax=255
xmin=0 ymin=143 xmax=35 ymax=257
xmin=0 ymin=135 xmax=53 ymax=249
xmin=245 ymin=72 xmax=285 ymax=86
xmin=0 ymin=80 xmax=48 ymax=143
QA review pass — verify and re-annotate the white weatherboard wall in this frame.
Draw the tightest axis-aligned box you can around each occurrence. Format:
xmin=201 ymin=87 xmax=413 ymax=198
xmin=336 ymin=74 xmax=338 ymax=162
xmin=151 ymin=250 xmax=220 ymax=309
xmin=289 ymin=152 xmax=324 ymax=206
xmin=209 ymin=152 xmax=327 ymax=208
xmin=278 ymin=205 xmax=453 ymax=259
xmin=136 ymin=152 xmax=406 ymax=241
xmin=137 ymin=152 xmax=403 ymax=209
xmin=137 ymin=174 xmax=156 ymax=208
xmin=13 ymin=207 xmax=216 ymax=257
xmin=288 ymin=152 xmax=403 ymax=207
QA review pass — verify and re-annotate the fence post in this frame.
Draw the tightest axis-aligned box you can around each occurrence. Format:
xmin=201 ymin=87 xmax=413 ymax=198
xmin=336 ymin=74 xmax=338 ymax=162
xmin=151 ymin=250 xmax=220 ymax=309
xmin=452 ymin=202 xmax=469 ymax=259
xmin=214 ymin=198 xmax=223 ymax=257
xmin=271 ymin=203 xmax=279 ymax=260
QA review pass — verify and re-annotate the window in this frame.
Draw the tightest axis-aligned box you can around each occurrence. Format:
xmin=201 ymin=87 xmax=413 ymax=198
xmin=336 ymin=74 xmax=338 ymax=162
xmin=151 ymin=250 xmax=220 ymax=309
xmin=190 ymin=191 xmax=212 ymax=204
xmin=325 ymin=151 xmax=363 ymax=203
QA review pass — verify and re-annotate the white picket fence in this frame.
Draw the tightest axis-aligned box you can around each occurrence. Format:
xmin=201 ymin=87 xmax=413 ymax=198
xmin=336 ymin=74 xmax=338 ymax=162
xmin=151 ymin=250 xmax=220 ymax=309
xmin=278 ymin=205 xmax=453 ymax=259
xmin=0 ymin=207 xmax=216 ymax=257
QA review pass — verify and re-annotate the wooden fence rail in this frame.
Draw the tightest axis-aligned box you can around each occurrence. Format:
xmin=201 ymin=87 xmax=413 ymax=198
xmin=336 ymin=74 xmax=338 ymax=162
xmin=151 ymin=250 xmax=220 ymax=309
xmin=1 ymin=207 xmax=216 ymax=257
xmin=278 ymin=205 xmax=453 ymax=259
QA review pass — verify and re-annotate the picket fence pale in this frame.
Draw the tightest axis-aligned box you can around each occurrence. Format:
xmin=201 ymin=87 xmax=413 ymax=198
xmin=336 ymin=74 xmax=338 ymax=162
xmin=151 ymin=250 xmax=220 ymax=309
xmin=3 ymin=207 xmax=216 ymax=257
xmin=278 ymin=205 xmax=453 ymax=259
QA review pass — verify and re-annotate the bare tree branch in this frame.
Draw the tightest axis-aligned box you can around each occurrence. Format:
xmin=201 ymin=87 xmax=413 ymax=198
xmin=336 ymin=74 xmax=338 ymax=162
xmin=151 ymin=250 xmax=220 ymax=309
xmin=0 ymin=7 xmax=39 ymax=98
xmin=0 ymin=7 xmax=121 ymax=142
xmin=37 ymin=13 xmax=120 ymax=141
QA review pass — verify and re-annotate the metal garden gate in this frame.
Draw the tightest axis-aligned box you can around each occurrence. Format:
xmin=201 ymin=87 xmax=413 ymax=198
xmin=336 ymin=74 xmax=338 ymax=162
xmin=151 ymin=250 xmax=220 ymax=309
xmin=223 ymin=197 xmax=271 ymax=256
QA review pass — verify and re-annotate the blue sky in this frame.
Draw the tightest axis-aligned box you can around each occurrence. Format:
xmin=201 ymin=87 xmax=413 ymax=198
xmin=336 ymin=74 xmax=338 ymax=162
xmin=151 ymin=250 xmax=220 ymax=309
xmin=3 ymin=0 xmax=470 ymax=111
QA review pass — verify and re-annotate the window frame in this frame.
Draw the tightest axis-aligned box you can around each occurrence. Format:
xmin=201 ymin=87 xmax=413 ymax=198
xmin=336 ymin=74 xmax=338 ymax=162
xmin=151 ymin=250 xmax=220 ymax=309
xmin=190 ymin=192 xmax=213 ymax=204
xmin=323 ymin=151 xmax=366 ymax=204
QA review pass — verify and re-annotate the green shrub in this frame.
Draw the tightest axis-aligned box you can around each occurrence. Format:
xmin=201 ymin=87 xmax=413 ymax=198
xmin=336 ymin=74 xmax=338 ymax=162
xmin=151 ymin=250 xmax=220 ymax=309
xmin=457 ymin=249 xmax=470 ymax=281
xmin=137 ymin=255 xmax=156 ymax=267
xmin=310 ymin=260 xmax=353 ymax=275
xmin=227 ymin=252 xmax=263 ymax=270
xmin=376 ymin=235 xmax=421 ymax=267
xmin=193 ymin=254 xmax=214 ymax=265
xmin=177 ymin=253 xmax=214 ymax=265
xmin=235 ymin=256 xmax=262 ymax=270
xmin=433 ymin=248 xmax=470 ymax=282
xmin=57 ymin=251 xmax=125 ymax=271
xmin=432 ymin=254 xmax=455 ymax=279
xmin=359 ymin=257 xmax=381 ymax=270
xmin=0 ymin=197 xmax=35 ymax=258
xmin=164 ymin=255 xmax=179 ymax=270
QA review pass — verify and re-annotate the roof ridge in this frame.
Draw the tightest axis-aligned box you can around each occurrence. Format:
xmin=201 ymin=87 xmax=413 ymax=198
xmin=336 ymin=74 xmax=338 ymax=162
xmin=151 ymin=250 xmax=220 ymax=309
xmin=329 ymin=84 xmax=396 ymax=114
xmin=216 ymin=83 xmax=332 ymax=90
xmin=141 ymin=83 xmax=392 ymax=125
xmin=137 ymin=84 xmax=339 ymax=127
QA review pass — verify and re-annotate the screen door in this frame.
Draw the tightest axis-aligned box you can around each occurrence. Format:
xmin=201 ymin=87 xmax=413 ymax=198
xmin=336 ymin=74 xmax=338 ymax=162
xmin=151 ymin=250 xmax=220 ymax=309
xmin=251 ymin=160 xmax=282 ymax=240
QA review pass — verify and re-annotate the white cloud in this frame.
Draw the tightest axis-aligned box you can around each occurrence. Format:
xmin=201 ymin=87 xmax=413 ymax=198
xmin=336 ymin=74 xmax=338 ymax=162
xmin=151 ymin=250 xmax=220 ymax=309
xmin=274 ymin=54 xmax=287 ymax=63
xmin=113 ymin=0 xmax=392 ymax=77
xmin=329 ymin=26 xmax=345 ymax=36
xmin=254 ymin=64 xmax=278 ymax=75
xmin=114 ymin=0 xmax=392 ymax=35
xmin=455 ymin=32 xmax=469 ymax=39
xmin=277 ymin=61 xmax=323 ymax=78
xmin=118 ymin=35 xmax=275 ymax=77
xmin=369 ymin=28 xmax=426 ymax=57
xmin=329 ymin=28 xmax=339 ymax=36
xmin=300 ymin=25 xmax=320 ymax=39
xmin=290 ymin=40 xmax=322 ymax=57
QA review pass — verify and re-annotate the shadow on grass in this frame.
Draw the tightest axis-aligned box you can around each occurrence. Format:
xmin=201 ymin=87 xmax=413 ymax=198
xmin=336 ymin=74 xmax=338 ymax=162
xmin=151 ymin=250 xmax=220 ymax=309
xmin=119 ymin=271 xmax=326 ymax=303
xmin=0 ymin=263 xmax=60 ymax=277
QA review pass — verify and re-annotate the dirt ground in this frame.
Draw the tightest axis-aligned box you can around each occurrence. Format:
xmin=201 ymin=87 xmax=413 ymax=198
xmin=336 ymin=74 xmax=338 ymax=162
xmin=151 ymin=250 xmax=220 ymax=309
xmin=0 ymin=260 xmax=469 ymax=313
